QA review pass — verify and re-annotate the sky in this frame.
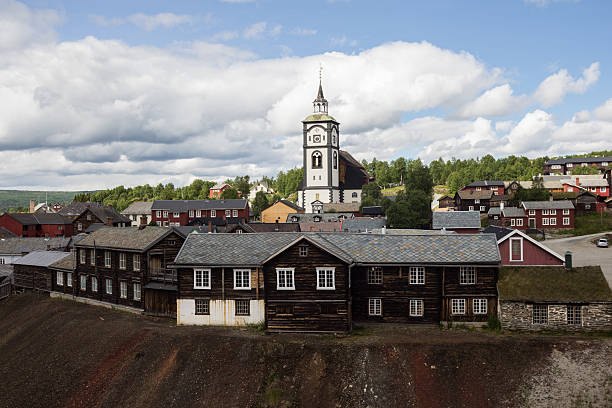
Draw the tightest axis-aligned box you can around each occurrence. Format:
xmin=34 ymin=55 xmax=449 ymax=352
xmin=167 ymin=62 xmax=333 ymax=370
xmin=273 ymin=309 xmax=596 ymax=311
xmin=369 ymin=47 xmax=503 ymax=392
xmin=1 ymin=0 xmax=611 ymax=190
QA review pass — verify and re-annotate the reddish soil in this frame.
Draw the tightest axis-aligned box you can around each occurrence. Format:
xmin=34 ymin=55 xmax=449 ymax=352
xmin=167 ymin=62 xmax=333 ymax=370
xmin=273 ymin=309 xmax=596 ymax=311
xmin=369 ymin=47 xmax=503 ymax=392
xmin=0 ymin=294 xmax=609 ymax=408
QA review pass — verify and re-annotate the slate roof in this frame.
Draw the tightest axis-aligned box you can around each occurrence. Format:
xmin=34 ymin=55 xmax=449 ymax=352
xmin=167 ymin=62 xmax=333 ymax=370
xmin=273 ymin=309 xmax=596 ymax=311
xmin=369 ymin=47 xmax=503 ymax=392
xmin=299 ymin=222 xmax=343 ymax=232
xmin=57 ymin=202 xmax=105 ymax=217
xmin=522 ymin=200 xmax=574 ymax=210
xmin=286 ymin=213 xmax=353 ymax=223
xmin=151 ymin=199 xmax=248 ymax=211
xmin=4 ymin=213 xmax=71 ymax=225
xmin=0 ymin=237 xmax=71 ymax=255
xmin=432 ymin=211 xmax=480 ymax=229
xmin=488 ymin=207 xmax=501 ymax=216
xmin=482 ymin=226 xmax=514 ymax=241
xmin=278 ymin=200 xmax=303 ymax=212
xmin=322 ymin=202 xmax=360 ymax=213
xmin=12 ymin=250 xmax=71 ymax=267
xmin=85 ymin=223 xmax=106 ymax=233
xmin=49 ymin=252 xmax=75 ymax=271
xmin=465 ymin=180 xmax=505 ymax=187
xmin=87 ymin=207 xmax=131 ymax=224
xmin=339 ymin=151 xmax=371 ymax=190
xmin=121 ymin=201 xmax=153 ymax=215
xmin=370 ymin=229 xmax=456 ymax=235
xmin=76 ymin=226 xmax=177 ymax=251
xmin=456 ymin=190 xmax=494 ymax=200
xmin=502 ymin=207 xmax=527 ymax=217
xmin=341 ymin=218 xmax=387 ymax=233
xmin=174 ymin=232 xmax=500 ymax=266
xmin=227 ymin=223 xmax=301 ymax=233
xmin=545 ymin=156 xmax=612 ymax=165
xmin=577 ymin=178 xmax=608 ymax=187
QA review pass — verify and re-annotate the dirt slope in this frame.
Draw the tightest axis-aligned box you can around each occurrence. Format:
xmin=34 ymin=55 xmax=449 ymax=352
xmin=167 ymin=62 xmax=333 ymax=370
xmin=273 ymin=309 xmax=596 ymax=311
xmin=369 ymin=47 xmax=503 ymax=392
xmin=0 ymin=294 xmax=610 ymax=408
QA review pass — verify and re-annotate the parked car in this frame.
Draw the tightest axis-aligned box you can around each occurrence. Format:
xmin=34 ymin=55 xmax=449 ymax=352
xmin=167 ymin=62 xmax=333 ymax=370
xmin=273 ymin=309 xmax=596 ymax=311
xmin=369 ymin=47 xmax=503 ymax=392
xmin=596 ymin=238 xmax=609 ymax=248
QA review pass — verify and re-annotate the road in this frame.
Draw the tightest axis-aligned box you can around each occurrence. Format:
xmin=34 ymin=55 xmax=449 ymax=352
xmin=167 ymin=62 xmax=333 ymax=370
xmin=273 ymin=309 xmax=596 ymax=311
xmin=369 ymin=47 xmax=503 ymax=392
xmin=545 ymin=231 xmax=612 ymax=288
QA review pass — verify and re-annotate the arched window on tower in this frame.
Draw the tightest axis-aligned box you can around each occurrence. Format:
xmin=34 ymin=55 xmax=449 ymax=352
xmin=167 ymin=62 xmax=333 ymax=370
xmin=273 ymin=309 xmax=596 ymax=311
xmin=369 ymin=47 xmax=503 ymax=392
xmin=312 ymin=151 xmax=322 ymax=168
xmin=333 ymin=151 xmax=338 ymax=169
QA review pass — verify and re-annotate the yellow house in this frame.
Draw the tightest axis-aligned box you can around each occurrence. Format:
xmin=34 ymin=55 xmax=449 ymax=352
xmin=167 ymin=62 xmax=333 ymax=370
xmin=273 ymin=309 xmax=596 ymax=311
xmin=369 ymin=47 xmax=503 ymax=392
xmin=261 ymin=200 xmax=304 ymax=223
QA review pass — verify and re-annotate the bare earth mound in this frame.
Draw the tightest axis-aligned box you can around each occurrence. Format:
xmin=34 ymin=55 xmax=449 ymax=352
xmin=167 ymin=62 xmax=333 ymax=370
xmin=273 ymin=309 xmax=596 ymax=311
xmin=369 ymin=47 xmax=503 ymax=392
xmin=0 ymin=294 xmax=610 ymax=407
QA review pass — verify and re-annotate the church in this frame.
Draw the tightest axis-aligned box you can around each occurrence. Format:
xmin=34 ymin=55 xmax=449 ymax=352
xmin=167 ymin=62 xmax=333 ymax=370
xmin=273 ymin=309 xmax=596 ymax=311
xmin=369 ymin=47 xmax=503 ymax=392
xmin=296 ymin=80 xmax=372 ymax=213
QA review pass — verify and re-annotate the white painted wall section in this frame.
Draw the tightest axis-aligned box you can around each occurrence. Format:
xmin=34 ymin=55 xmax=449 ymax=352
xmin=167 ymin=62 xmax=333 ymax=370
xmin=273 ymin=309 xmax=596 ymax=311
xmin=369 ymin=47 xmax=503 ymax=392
xmin=177 ymin=299 xmax=265 ymax=326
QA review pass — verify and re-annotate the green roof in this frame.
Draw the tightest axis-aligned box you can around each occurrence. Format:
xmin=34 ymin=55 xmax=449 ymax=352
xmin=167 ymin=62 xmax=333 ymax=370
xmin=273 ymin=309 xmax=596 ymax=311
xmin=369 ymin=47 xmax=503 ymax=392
xmin=303 ymin=113 xmax=337 ymax=122
xmin=498 ymin=266 xmax=612 ymax=303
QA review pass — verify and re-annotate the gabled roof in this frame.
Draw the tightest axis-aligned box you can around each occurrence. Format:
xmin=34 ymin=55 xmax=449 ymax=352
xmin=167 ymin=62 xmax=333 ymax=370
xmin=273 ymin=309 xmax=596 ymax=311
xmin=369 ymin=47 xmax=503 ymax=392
xmin=497 ymin=229 xmax=564 ymax=262
xmin=456 ymin=190 xmax=494 ymax=200
xmin=120 ymin=201 xmax=153 ymax=215
xmin=502 ymin=207 xmax=527 ymax=217
xmin=545 ymin=156 xmax=612 ymax=165
xmin=264 ymin=200 xmax=303 ymax=212
xmin=12 ymin=250 xmax=71 ymax=267
xmin=211 ymin=183 xmax=230 ymax=190
xmin=322 ymin=202 xmax=360 ymax=213
xmin=151 ymin=199 xmax=248 ymax=211
xmin=286 ymin=213 xmax=353 ymax=223
xmin=3 ymin=213 xmax=71 ymax=225
xmin=0 ymin=237 xmax=71 ymax=255
xmin=522 ymin=200 xmax=574 ymax=210
xmin=75 ymin=226 xmax=182 ymax=251
xmin=482 ymin=225 xmax=514 ymax=241
xmin=299 ymin=222 xmax=342 ymax=232
xmin=57 ymin=202 xmax=105 ymax=217
xmin=432 ymin=211 xmax=480 ymax=229
xmin=85 ymin=207 xmax=132 ymax=224
xmin=49 ymin=252 xmax=75 ymax=271
xmin=498 ymin=266 xmax=612 ymax=302
xmin=465 ymin=180 xmax=505 ymax=188
xmin=488 ymin=207 xmax=501 ymax=216
xmin=341 ymin=218 xmax=386 ymax=233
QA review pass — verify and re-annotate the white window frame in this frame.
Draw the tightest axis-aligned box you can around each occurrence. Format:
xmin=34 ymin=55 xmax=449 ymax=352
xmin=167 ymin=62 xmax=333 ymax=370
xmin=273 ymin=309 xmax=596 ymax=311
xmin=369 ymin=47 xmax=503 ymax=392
xmin=316 ymin=267 xmax=335 ymax=290
xmin=232 ymin=210 xmax=238 ymax=217
xmin=550 ymin=217 xmax=556 ymax=226
xmin=459 ymin=266 xmax=476 ymax=285
xmin=133 ymin=254 xmax=140 ymax=271
xmin=119 ymin=253 xmax=126 ymax=270
xmin=510 ymin=218 xmax=516 ymax=227
xmin=163 ymin=211 xmax=168 ymax=217
xmin=196 ymin=210 xmax=201 ymax=217
xmin=475 ymin=198 xmax=480 ymax=204
xmin=133 ymin=282 xmax=141 ymax=301
xmin=56 ymin=271 xmax=63 ymax=286
xmin=276 ymin=268 xmax=295 ymax=290
xmin=516 ymin=218 xmax=523 ymax=226
xmin=194 ymin=268 xmax=211 ymax=289
xmin=195 ymin=298 xmax=209 ymax=315
xmin=120 ymin=281 xmax=127 ymax=299
xmin=368 ymin=266 xmax=383 ymax=285
xmin=90 ymin=249 xmax=95 ymax=266
xmin=67 ymin=273 xmax=73 ymax=287
xmin=211 ymin=210 xmax=216 ymax=217
xmin=567 ymin=163 xmax=573 ymax=168
xmin=80 ymin=275 xmax=87 ymax=290
xmin=77 ymin=223 xmax=83 ymax=232
xmin=235 ymin=299 xmax=250 ymax=316
xmin=468 ymin=206 xmax=474 ymax=211
xmin=299 ymin=246 xmax=308 ymax=257
xmin=233 ymin=269 xmax=251 ymax=290
xmin=225 ymin=210 xmax=231 ymax=217
xmin=409 ymin=299 xmax=423 ymax=317
xmin=189 ymin=210 xmax=194 ymax=217
xmin=91 ymin=276 xmax=98 ymax=292
xmin=602 ymin=162 xmax=608 ymax=167
xmin=542 ymin=218 xmax=549 ymax=226
xmin=173 ymin=212 xmax=179 ymax=218
xmin=476 ymin=187 xmax=481 ymax=191
xmin=563 ymin=217 xmax=570 ymax=225
xmin=509 ymin=237 xmax=523 ymax=262
xmin=156 ymin=211 xmax=161 ymax=218
xmin=542 ymin=209 xmax=549 ymax=216
xmin=104 ymin=251 xmax=111 ymax=268
xmin=529 ymin=210 xmax=535 ymax=216
xmin=602 ymin=187 xmax=608 ymax=192
xmin=80 ymin=249 xmax=86 ymax=264
xmin=409 ymin=266 xmax=425 ymax=285
xmin=480 ymin=205 xmax=486 ymax=212
xmin=473 ymin=298 xmax=487 ymax=315
xmin=368 ymin=298 xmax=382 ymax=316
xmin=105 ymin=278 xmax=113 ymax=294
xmin=563 ymin=209 xmax=570 ymax=215
xmin=549 ymin=209 xmax=556 ymax=215
xmin=451 ymin=298 xmax=466 ymax=315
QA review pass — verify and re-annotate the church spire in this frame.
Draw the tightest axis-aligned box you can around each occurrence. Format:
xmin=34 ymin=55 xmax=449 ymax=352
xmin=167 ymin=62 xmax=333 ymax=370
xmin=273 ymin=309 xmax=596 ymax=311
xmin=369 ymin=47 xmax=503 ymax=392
xmin=313 ymin=64 xmax=328 ymax=114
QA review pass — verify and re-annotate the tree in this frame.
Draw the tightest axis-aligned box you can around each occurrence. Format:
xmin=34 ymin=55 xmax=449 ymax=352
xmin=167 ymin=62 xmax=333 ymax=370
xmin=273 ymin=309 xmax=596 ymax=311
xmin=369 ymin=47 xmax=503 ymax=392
xmin=221 ymin=187 xmax=239 ymax=199
xmin=360 ymin=182 xmax=383 ymax=209
xmin=386 ymin=190 xmax=431 ymax=229
xmin=405 ymin=159 xmax=433 ymax=196
xmin=232 ymin=175 xmax=251 ymax=198
xmin=570 ymin=166 xmax=600 ymax=175
xmin=252 ymin=191 xmax=270 ymax=219
xmin=509 ymin=185 xmax=550 ymax=206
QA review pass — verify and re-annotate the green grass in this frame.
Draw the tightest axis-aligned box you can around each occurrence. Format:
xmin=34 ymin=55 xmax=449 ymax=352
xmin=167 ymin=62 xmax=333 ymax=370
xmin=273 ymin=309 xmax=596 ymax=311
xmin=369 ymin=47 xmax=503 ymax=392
xmin=557 ymin=214 xmax=612 ymax=236
xmin=381 ymin=185 xmax=404 ymax=196
xmin=0 ymin=190 xmax=86 ymax=212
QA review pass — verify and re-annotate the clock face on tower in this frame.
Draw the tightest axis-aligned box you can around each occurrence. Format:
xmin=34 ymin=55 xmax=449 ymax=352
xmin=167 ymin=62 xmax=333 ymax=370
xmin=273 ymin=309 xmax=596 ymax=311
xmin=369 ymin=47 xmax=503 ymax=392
xmin=313 ymin=135 xmax=321 ymax=143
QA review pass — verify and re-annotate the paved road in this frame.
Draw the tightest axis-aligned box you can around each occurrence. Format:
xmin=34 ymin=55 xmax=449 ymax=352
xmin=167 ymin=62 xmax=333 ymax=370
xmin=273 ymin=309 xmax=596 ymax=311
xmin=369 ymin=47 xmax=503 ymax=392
xmin=545 ymin=231 xmax=612 ymax=288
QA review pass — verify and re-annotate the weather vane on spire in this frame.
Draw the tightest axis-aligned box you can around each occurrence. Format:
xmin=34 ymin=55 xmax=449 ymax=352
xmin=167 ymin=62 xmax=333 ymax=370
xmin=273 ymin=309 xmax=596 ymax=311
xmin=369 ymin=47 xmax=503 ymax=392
xmin=319 ymin=63 xmax=323 ymax=84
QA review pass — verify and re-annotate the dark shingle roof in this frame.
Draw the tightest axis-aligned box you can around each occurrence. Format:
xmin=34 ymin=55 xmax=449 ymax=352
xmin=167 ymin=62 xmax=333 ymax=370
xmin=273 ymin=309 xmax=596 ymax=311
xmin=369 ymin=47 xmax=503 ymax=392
xmin=76 ymin=226 xmax=176 ymax=251
xmin=12 ymin=250 xmax=71 ymax=267
xmin=545 ymin=156 xmax=612 ymax=165
xmin=498 ymin=266 xmax=612 ymax=302
xmin=278 ymin=200 xmax=303 ymax=211
xmin=465 ymin=180 xmax=505 ymax=187
xmin=87 ymin=207 xmax=131 ymax=224
xmin=5 ymin=213 xmax=71 ymax=225
xmin=488 ymin=207 xmax=501 ymax=216
xmin=432 ymin=211 xmax=480 ymax=229
xmin=361 ymin=206 xmax=384 ymax=216
xmin=0 ymin=237 xmax=71 ymax=255
xmin=522 ymin=200 xmax=574 ymax=210
xmin=502 ymin=207 xmax=527 ymax=217
xmin=151 ymin=199 xmax=248 ymax=211
xmin=49 ymin=252 xmax=75 ymax=271
xmin=482 ymin=226 xmax=514 ymax=241
xmin=121 ymin=201 xmax=153 ymax=215
xmin=227 ymin=223 xmax=301 ymax=233
xmin=58 ymin=202 xmax=106 ymax=217
xmin=456 ymin=190 xmax=494 ymax=200
xmin=341 ymin=218 xmax=387 ymax=233
xmin=286 ymin=213 xmax=353 ymax=223
xmin=299 ymin=222 xmax=343 ymax=232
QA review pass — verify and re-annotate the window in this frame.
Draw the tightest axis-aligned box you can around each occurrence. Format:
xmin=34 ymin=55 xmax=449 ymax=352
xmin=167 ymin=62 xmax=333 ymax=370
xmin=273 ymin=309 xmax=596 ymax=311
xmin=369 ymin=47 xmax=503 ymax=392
xmin=163 ymin=211 xmax=168 ymax=217
xmin=67 ymin=273 xmax=73 ymax=287
xmin=333 ymin=151 xmax=338 ymax=169
xmin=352 ymin=192 xmax=358 ymax=198
xmin=475 ymin=199 xmax=480 ymax=204
xmin=225 ymin=210 xmax=231 ymax=217
xmin=276 ymin=268 xmax=295 ymax=290
xmin=459 ymin=266 xmax=476 ymax=284
xmin=409 ymin=299 xmax=423 ymax=317
xmin=104 ymin=251 xmax=111 ymax=268
xmin=277 ymin=304 xmax=294 ymax=315
xmin=451 ymin=299 xmax=466 ymax=315
xmin=80 ymin=275 xmax=87 ymax=290
xmin=603 ymin=187 xmax=608 ymax=193
xmin=234 ymin=269 xmax=251 ymax=289
xmin=563 ymin=209 xmax=570 ymax=215
xmin=480 ymin=206 xmax=486 ymax=212
xmin=468 ymin=206 xmax=474 ymax=211
xmin=195 ymin=299 xmax=209 ymax=315
xmin=194 ymin=269 xmax=211 ymax=289
xmin=529 ymin=210 xmax=535 ymax=216
xmin=211 ymin=210 xmax=216 ymax=217
xmin=567 ymin=187 xmax=573 ymax=192
xmin=235 ymin=299 xmax=250 ymax=316
xmin=0 ymin=258 xmax=4 ymax=265
xmin=299 ymin=246 xmax=308 ymax=257
xmin=473 ymin=299 xmax=487 ymax=314
xmin=188 ymin=210 xmax=194 ymax=217
xmin=581 ymin=163 xmax=587 ymax=167
xmin=133 ymin=283 xmax=141 ymax=301
xmin=317 ymin=267 xmax=335 ymax=290
xmin=549 ymin=209 xmax=556 ymax=215
xmin=133 ymin=254 xmax=140 ymax=271
xmin=57 ymin=271 xmax=63 ymax=286
xmin=567 ymin=305 xmax=582 ymax=325
xmin=92 ymin=276 xmax=98 ymax=292
xmin=163 ymin=221 xmax=168 ymax=227
xmin=567 ymin=163 xmax=573 ymax=168
xmin=602 ymin=162 xmax=609 ymax=166
xmin=232 ymin=210 xmax=238 ymax=217
xmin=80 ymin=249 xmax=86 ymax=264
xmin=119 ymin=253 xmax=126 ymax=269
xmin=105 ymin=279 xmax=113 ymax=294
xmin=312 ymin=151 xmax=322 ymax=168
xmin=156 ymin=211 xmax=161 ymax=218
xmin=173 ymin=212 xmax=179 ymax=218
xmin=533 ymin=304 xmax=548 ymax=324
xmin=563 ymin=217 xmax=570 ymax=225
xmin=87 ymin=214 xmax=92 ymax=221
xmin=196 ymin=210 xmax=201 ymax=217
xmin=409 ymin=266 xmax=425 ymax=285
xmin=542 ymin=218 xmax=549 ymax=226
xmin=542 ymin=209 xmax=549 ymax=215
xmin=77 ymin=223 xmax=83 ymax=231
xmin=510 ymin=238 xmax=523 ymax=261
xmin=368 ymin=267 xmax=383 ymax=284
xmin=551 ymin=165 xmax=561 ymax=169
xmin=550 ymin=217 xmax=556 ymax=226
xmin=120 ymin=281 xmax=127 ymax=299
xmin=476 ymin=187 xmax=481 ymax=191
xmin=368 ymin=298 xmax=382 ymax=316
xmin=510 ymin=218 xmax=516 ymax=227
xmin=90 ymin=249 xmax=95 ymax=266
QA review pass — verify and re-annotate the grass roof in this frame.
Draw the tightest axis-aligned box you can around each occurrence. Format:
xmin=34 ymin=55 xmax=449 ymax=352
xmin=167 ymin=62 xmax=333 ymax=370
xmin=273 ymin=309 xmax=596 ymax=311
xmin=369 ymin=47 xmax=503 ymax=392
xmin=498 ymin=266 xmax=612 ymax=303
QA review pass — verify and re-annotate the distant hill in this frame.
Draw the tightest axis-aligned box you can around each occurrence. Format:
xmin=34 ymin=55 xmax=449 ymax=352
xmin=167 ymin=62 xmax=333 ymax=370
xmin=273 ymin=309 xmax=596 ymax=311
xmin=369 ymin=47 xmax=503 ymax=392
xmin=0 ymin=190 xmax=86 ymax=212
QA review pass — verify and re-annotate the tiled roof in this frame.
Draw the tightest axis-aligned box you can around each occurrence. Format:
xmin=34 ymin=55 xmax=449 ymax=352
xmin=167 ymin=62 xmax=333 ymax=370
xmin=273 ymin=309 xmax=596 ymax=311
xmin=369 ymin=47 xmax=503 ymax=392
xmin=465 ymin=180 xmax=505 ymax=187
xmin=522 ymin=200 xmax=574 ymax=210
xmin=341 ymin=218 xmax=387 ymax=233
xmin=0 ymin=237 xmax=71 ymax=255
xmin=76 ymin=226 xmax=176 ymax=251
xmin=456 ymin=190 xmax=494 ymax=200
xmin=121 ymin=201 xmax=153 ymax=215
xmin=501 ymin=207 xmax=526 ymax=217
xmin=174 ymin=232 xmax=500 ymax=266
xmin=5 ymin=213 xmax=71 ymax=225
xmin=12 ymin=250 xmax=71 ymax=267
xmin=151 ymin=199 xmax=248 ymax=211
xmin=370 ymin=229 xmax=456 ymax=235
xmin=299 ymin=222 xmax=342 ymax=232
xmin=545 ymin=156 xmax=612 ymax=165
xmin=49 ymin=252 xmax=75 ymax=271
xmin=322 ymin=202 xmax=360 ymax=213
xmin=432 ymin=211 xmax=480 ymax=229
xmin=230 ymin=223 xmax=301 ymax=233
xmin=286 ymin=213 xmax=353 ymax=223
xmin=482 ymin=226 xmax=514 ymax=241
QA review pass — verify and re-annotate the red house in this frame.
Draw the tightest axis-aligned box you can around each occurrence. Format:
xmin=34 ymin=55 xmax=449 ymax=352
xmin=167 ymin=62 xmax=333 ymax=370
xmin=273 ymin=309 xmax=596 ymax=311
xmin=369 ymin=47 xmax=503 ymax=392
xmin=0 ymin=213 xmax=74 ymax=237
xmin=485 ymin=226 xmax=564 ymax=266
xmin=151 ymin=199 xmax=250 ymax=227
xmin=521 ymin=201 xmax=574 ymax=229
xmin=209 ymin=183 xmax=232 ymax=198
xmin=562 ymin=177 xmax=609 ymax=198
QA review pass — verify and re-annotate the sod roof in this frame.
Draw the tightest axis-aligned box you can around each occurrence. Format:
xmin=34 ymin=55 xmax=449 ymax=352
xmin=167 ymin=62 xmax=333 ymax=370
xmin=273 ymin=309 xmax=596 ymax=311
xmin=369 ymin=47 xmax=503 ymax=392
xmin=498 ymin=266 xmax=612 ymax=303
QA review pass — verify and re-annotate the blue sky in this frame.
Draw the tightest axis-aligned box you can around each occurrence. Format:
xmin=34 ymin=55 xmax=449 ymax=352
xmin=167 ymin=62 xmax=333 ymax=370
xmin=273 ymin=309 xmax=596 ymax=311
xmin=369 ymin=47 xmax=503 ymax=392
xmin=1 ymin=0 xmax=611 ymax=189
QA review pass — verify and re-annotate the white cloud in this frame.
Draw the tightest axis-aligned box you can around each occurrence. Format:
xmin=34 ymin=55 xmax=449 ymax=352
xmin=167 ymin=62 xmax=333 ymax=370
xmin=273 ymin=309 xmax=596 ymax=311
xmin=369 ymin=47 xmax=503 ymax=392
xmin=291 ymin=28 xmax=317 ymax=36
xmin=243 ymin=21 xmax=267 ymax=39
xmin=594 ymin=98 xmax=612 ymax=121
xmin=455 ymin=84 xmax=526 ymax=118
xmin=211 ymin=30 xmax=240 ymax=41
xmin=330 ymin=35 xmax=357 ymax=47
xmin=0 ymin=0 xmax=63 ymax=51
xmin=533 ymin=62 xmax=599 ymax=107
xmin=89 ymin=12 xmax=194 ymax=31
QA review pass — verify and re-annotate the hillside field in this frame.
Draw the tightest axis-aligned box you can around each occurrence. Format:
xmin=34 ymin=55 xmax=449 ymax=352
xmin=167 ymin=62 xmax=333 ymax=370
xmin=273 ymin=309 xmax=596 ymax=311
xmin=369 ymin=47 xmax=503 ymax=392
xmin=0 ymin=190 xmax=85 ymax=212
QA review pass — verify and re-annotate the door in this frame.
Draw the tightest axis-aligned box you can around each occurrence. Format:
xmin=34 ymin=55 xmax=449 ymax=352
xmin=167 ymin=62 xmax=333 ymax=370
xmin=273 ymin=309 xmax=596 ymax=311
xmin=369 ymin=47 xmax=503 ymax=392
xmin=528 ymin=218 xmax=536 ymax=228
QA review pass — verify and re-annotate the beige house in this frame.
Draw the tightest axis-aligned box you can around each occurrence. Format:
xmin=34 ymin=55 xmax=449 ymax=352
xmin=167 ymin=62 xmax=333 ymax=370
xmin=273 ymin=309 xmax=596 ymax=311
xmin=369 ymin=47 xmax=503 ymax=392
xmin=261 ymin=200 xmax=304 ymax=223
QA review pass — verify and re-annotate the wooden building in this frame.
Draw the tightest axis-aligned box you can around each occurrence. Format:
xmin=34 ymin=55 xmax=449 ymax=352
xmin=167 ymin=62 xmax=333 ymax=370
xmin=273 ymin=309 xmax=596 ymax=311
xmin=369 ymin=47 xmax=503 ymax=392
xmin=437 ymin=195 xmax=455 ymax=210
xmin=461 ymin=180 xmax=505 ymax=196
xmin=0 ymin=213 xmax=73 ymax=238
xmin=261 ymin=200 xmax=304 ymax=223
xmin=151 ymin=199 xmax=249 ymax=227
xmin=483 ymin=226 xmax=564 ymax=267
xmin=72 ymin=206 xmax=131 ymax=234
xmin=521 ymin=200 xmax=575 ymax=229
xmin=575 ymin=191 xmax=599 ymax=215
xmin=543 ymin=156 xmax=612 ymax=175
xmin=12 ymin=250 xmax=72 ymax=291
xmin=454 ymin=190 xmax=493 ymax=213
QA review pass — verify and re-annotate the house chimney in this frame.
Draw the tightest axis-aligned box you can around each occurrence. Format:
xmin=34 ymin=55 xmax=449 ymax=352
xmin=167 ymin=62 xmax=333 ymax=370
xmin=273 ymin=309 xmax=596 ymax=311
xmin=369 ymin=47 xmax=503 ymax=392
xmin=565 ymin=251 xmax=572 ymax=269
xmin=140 ymin=216 xmax=147 ymax=226
xmin=106 ymin=216 xmax=113 ymax=226
xmin=30 ymin=200 xmax=35 ymax=213
xmin=46 ymin=244 xmax=51 ymax=251
xmin=381 ymin=226 xmax=386 ymax=235
xmin=208 ymin=221 xmax=212 ymax=233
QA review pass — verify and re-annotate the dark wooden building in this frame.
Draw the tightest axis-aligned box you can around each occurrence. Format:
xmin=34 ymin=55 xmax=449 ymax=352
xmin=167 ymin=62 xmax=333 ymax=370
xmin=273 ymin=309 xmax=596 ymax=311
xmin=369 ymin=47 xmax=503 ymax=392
xmin=12 ymin=250 xmax=72 ymax=291
xmin=72 ymin=206 xmax=131 ymax=234
xmin=437 ymin=195 xmax=455 ymax=210
xmin=454 ymin=190 xmax=493 ymax=213
xmin=151 ymin=199 xmax=250 ymax=227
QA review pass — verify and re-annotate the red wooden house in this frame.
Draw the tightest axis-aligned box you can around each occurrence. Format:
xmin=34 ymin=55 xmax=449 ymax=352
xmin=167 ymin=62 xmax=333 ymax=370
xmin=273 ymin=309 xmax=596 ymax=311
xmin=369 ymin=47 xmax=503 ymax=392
xmin=0 ymin=213 xmax=74 ymax=237
xmin=209 ymin=183 xmax=232 ymax=198
xmin=484 ymin=226 xmax=564 ymax=267
xmin=151 ymin=199 xmax=250 ymax=227
xmin=521 ymin=201 xmax=574 ymax=229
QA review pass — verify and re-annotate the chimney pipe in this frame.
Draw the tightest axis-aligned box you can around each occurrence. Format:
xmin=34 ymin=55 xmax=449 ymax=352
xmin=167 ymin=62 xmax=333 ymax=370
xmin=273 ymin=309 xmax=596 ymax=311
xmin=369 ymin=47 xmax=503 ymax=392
xmin=30 ymin=200 xmax=35 ymax=213
xmin=208 ymin=221 xmax=212 ymax=233
xmin=500 ymin=202 xmax=505 ymax=210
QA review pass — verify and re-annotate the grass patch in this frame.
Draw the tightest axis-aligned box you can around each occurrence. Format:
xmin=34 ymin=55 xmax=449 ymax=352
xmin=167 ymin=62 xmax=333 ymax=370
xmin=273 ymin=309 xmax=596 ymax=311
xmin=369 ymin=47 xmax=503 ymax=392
xmin=381 ymin=185 xmax=404 ymax=196
xmin=557 ymin=214 xmax=612 ymax=236
xmin=246 ymin=321 xmax=266 ymax=332
xmin=434 ymin=185 xmax=449 ymax=195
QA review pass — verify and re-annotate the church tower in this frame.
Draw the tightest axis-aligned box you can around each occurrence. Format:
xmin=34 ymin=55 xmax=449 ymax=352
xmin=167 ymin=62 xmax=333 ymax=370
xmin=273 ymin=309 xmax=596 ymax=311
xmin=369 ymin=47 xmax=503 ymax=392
xmin=297 ymin=76 xmax=341 ymax=213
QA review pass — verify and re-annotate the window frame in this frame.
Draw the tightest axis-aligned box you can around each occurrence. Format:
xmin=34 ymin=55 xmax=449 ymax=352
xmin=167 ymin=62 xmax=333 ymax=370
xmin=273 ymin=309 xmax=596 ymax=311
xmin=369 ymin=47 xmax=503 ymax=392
xmin=80 ymin=275 xmax=87 ymax=291
xmin=563 ymin=209 xmax=570 ymax=215
xmin=409 ymin=299 xmax=424 ymax=317
xmin=451 ymin=298 xmax=466 ymax=315
xmin=232 ymin=210 xmax=238 ymax=217
xmin=133 ymin=254 xmax=140 ymax=271
xmin=233 ymin=269 xmax=251 ymax=290
xmin=509 ymin=237 xmax=523 ymax=262
xmin=459 ymin=266 xmax=476 ymax=285
xmin=104 ymin=251 xmax=111 ymax=268
xmin=193 ymin=268 xmax=211 ymax=289
xmin=409 ymin=266 xmax=425 ymax=285
xmin=105 ymin=278 xmax=113 ymax=294
xmin=133 ymin=282 xmax=141 ymax=301
xmin=473 ymin=298 xmax=488 ymax=315
xmin=189 ymin=210 xmax=194 ymax=217
xmin=529 ymin=209 xmax=535 ymax=216
xmin=516 ymin=218 xmax=523 ymax=226
xmin=90 ymin=249 xmax=95 ymax=266
xmin=532 ymin=304 xmax=548 ymax=324
xmin=66 ymin=272 xmax=73 ymax=287
xmin=196 ymin=210 xmax=201 ymax=217
xmin=299 ymin=245 xmax=308 ymax=257
xmin=211 ymin=209 xmax=216 ymax=217
xmin=225 ymin=210 xmax=231 ymax=217
xmin=368 ymin=298 xmax=382 ymax=316
xmin=563 ymin=217 xmax=570 ymax=225
xmin=156 ymin=210 xmax=161 ymax=218
xmin=542 ymin=217 xmax=549 ymax=226
xmin=195 ymin=298 xmax=210 ymax=315
xmin=567 ymin=305 xmax=582 ymax=325
xmin=368 ymin=266 xmax=383 ymax=285
xmin=80 ymin=249 xmax=86 ymax=264
xmin=550 ymin=217 xmax=556 ymax=226
xmin=316 ymin=267 xmax=336 ymax=290
xmin=173 ymin=212 xmax=180 ymax=218
xmin=120 ymin=281 xmax=127 ymax=299
xmin=276 ymin=268 xmax=295 ymax=290
xmin=56 ymin=271 xmax=63 ymax=286
xmin=119 ymin=253 xmax=126 ymax=270
xmin=235 ymin=299 xmax=250 ymax=316
xmin=91 ymin=276 xmax=98 ymax=292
